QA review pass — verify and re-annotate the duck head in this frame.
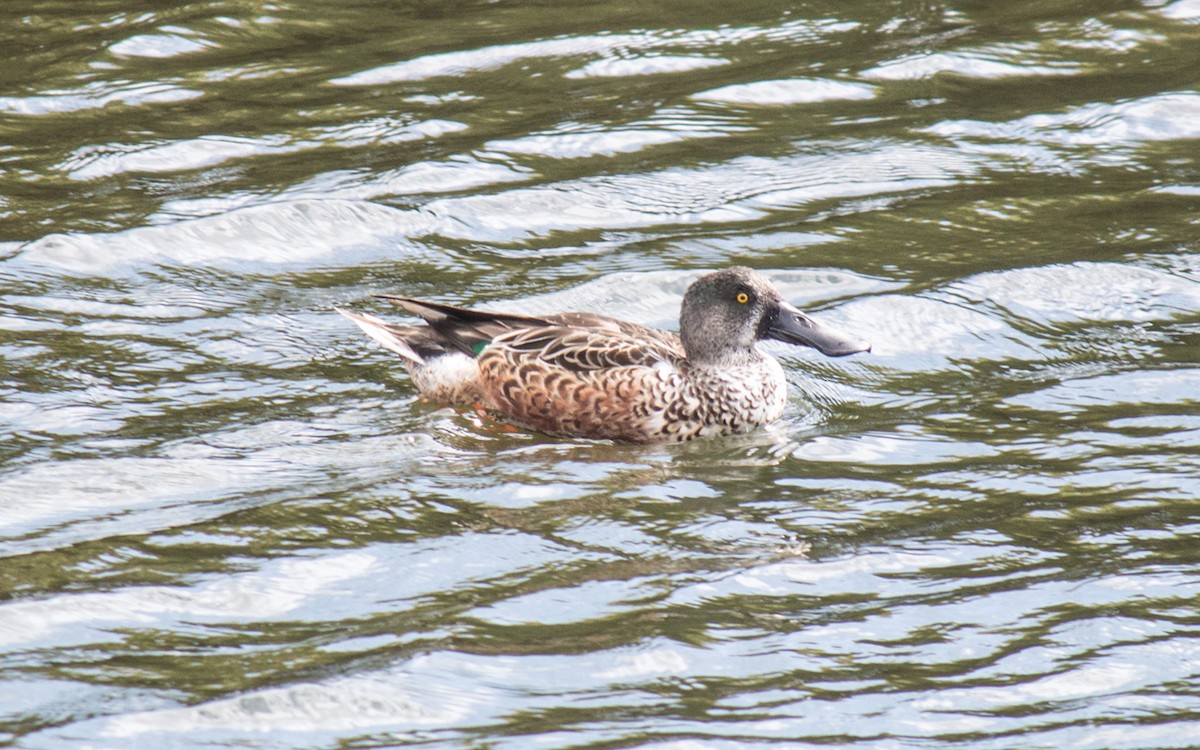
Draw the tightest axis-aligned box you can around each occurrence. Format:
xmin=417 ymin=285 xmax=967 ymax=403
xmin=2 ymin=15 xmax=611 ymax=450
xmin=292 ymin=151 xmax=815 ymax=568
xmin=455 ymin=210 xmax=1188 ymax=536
xmin=679 ymin=267 xmax=870 ymax=365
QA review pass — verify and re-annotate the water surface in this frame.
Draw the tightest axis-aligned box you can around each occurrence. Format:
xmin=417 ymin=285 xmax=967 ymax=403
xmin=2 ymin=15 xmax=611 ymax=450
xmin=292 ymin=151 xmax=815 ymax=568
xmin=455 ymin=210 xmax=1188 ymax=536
xmin=2 ymin=1 xmax=1199 ymax=748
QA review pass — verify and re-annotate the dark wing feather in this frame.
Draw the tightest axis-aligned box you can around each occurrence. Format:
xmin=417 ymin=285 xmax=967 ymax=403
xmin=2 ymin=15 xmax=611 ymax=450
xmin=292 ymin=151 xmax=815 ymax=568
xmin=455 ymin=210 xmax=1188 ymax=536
xmin=377 ymin=296 xmax=554 ymax=358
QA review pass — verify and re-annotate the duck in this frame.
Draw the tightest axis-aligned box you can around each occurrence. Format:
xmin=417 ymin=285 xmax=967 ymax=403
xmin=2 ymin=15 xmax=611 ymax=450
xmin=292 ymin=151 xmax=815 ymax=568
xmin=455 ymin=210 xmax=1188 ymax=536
xmin=338 ymin=266 xmax=869 ymax=443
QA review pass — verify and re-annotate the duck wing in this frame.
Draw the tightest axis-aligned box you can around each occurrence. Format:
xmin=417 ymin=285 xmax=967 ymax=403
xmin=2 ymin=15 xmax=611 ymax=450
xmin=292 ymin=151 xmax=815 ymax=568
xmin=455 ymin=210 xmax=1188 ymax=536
xmin=378 ymin=298 xmax=684 ymax=369
xmin=541 ymin=312 xmax=685 ymax=356
xmin=493 ymin=322 xmax=683 ymax=371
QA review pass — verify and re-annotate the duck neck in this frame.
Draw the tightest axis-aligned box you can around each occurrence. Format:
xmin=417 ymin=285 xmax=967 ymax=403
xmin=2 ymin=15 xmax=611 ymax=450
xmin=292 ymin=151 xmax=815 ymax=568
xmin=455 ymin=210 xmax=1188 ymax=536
xmin=684 ymin=343 xmax=763 ymax=371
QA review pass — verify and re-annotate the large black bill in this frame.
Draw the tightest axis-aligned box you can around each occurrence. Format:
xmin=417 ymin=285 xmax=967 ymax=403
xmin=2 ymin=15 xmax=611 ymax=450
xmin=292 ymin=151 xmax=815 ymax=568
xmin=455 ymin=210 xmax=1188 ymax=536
xmin=765 ymin=301 xmax=871 ymax=357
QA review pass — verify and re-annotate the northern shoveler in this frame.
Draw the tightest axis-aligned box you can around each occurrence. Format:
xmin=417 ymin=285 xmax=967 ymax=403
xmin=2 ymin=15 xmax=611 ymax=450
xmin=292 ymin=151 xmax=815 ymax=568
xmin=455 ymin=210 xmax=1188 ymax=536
xmin=339 ymin=267 xmax=869 ymax=442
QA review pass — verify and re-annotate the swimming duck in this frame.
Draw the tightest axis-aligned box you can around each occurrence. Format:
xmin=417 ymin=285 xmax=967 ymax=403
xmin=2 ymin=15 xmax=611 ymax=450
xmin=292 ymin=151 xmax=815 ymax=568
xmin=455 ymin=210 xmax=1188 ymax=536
xmin=339 ymin=267 xmax=869 ymax=442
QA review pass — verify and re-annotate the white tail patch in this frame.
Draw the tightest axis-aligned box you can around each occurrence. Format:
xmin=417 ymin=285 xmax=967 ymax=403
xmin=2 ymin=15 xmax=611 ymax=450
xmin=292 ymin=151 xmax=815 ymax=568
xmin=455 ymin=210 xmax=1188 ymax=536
xmin=336 ymin=308 xmax=426 ymax=365
xmin=411 ymin=350 xmax=480 ymax=403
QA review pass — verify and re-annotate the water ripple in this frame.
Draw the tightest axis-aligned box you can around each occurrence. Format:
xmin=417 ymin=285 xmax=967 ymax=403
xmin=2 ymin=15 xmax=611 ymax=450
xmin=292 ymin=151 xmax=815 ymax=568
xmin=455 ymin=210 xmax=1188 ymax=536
xmin=928 ymin=92 xmax=1200 ymax=155
xmin=333 ymin=19 xmax=860 ymax=86
xmin=693 ymin=78 xmax=878 ymax=105
xmin=0 ymin=81 xmax=201 ymax=116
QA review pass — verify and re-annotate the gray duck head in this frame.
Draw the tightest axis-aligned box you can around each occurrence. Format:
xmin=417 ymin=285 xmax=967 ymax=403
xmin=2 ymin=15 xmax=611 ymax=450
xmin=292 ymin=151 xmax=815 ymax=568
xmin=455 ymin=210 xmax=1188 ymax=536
xmin=678 ymin=267 xmax=870 ymax=366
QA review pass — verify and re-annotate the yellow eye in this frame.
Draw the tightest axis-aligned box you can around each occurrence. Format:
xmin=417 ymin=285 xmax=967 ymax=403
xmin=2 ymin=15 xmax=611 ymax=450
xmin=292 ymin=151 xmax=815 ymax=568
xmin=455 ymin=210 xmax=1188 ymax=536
xmin=736 ymin=292 xmax=749 ymax=304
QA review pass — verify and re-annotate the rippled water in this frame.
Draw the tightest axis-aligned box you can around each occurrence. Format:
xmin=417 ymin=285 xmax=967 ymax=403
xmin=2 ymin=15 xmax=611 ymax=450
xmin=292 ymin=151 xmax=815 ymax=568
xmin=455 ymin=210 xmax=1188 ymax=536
xmin=3 ymin=1 xmax=1199 ymax=748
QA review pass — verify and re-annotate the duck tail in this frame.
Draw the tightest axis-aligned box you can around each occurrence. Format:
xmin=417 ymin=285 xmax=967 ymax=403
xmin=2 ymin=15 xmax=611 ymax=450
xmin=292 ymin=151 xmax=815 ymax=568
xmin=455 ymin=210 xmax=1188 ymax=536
xmin=336 ymin=308 xmax=427 ymax=365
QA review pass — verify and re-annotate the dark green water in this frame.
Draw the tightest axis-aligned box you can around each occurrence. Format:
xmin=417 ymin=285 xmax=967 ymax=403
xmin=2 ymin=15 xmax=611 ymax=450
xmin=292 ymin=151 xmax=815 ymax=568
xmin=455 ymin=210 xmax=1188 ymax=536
xmin=2 ymin=1 xmax=1199 ymax=748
